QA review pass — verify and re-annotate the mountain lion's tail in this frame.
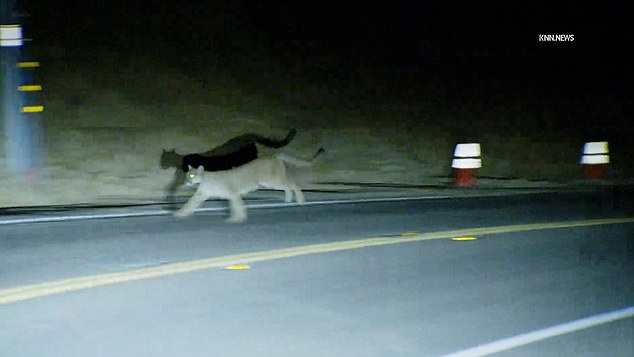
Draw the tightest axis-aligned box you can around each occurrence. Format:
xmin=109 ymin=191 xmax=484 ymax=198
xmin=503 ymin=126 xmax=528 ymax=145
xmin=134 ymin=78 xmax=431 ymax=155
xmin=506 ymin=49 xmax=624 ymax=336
xmin=277 ymin=148 xmax=325 ymax=167
xmin=254 ymin=128 xmax=297 ymax=148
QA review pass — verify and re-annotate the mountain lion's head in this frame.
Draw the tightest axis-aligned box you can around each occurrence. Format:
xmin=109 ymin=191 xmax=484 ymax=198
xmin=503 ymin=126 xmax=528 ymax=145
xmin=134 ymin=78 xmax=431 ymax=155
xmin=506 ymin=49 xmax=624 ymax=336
xmin=185 ymin=165 xmax=204 ymax=186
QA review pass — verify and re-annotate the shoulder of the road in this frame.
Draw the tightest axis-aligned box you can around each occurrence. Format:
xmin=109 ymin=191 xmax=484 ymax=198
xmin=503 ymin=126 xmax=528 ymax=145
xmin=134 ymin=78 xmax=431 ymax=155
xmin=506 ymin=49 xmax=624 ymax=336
xmin=0 ymin=180 xmax=629 ymax=226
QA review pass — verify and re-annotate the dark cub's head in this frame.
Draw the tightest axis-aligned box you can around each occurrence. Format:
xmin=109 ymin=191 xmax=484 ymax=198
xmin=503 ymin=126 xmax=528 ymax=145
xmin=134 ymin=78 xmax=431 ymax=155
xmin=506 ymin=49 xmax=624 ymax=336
xmin=160 ymin=148 xmax=182 ymax=169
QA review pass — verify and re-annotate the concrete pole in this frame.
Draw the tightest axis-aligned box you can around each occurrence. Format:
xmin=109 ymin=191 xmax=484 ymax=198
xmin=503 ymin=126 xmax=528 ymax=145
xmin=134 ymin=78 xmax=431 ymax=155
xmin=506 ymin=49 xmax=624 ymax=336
xmin=1 ymin=0 xmax=37 ymax=173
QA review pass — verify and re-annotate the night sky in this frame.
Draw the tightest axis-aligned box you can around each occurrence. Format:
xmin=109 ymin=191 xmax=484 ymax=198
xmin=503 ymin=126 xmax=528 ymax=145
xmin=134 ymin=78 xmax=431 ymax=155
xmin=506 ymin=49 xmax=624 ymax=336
xmin=14 ymin=1 xmax=633 ymax=139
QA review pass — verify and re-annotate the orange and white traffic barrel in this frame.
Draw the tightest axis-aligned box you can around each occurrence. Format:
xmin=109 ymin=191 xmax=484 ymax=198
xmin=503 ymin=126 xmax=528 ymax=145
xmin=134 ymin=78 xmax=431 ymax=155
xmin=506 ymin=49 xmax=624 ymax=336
xmin=452 ymin=143 xmax=481 ymax=187
xmin=580 ymin=141 xmax=609 ymax=179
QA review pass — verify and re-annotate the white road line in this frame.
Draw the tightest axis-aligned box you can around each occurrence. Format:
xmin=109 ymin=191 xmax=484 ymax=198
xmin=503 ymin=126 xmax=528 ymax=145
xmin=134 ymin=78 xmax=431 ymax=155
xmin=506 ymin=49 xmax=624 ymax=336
xmin=439 ymin=306 xmax=634 ymax=357
xmin=0 ymin=196 xmax=451 ymax=225
xmin=0 ymin=210 xmax=168 ymax=225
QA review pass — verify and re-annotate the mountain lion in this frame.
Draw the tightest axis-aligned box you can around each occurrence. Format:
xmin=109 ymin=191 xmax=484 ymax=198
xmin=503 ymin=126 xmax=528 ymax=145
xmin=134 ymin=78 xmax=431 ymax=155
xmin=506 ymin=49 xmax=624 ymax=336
xmin=174 ymin=148 xmax=325 ymax=223
xmin=161 ymin=128 xmax=296 ymax=208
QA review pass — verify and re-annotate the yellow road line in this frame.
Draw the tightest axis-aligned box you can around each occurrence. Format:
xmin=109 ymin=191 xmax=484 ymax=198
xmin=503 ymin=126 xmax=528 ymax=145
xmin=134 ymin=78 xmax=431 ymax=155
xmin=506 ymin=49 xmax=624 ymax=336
xmin=1 ymin=217 xmax=633 ymax=305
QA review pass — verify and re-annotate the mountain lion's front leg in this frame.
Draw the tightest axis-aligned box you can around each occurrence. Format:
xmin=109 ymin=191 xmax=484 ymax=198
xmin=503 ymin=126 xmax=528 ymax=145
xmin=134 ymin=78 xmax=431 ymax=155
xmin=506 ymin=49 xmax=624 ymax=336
xmin=226 ymin=195 xmax=247 ymax=223
xmin=174 ymin=189 xmax=209 ymax=218
xmin=283 ymin=188 xmax=293 ymax=202
xmin=165 ymin=170 xmax=185 ymax=210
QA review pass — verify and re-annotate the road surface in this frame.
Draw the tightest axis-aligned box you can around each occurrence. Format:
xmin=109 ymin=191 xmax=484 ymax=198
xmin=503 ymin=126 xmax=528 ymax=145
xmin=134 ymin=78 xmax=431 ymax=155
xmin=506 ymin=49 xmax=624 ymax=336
xmin=1 ymin=186 xmax=633 ymax=356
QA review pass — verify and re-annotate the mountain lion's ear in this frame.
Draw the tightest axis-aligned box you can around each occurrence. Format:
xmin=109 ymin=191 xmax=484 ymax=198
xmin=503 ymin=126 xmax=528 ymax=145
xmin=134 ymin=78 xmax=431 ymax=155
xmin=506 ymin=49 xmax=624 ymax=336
xmin=188 ymin=165 xmax=193 ymax=170
xmin=197 ymin=165 xmax=205 ymax=172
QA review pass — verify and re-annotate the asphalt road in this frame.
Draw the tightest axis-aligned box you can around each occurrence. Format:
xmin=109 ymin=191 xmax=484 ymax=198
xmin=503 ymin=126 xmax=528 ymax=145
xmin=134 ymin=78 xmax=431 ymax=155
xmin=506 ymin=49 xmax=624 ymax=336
xmin=1 ymin=186 xmax=633 ymax=357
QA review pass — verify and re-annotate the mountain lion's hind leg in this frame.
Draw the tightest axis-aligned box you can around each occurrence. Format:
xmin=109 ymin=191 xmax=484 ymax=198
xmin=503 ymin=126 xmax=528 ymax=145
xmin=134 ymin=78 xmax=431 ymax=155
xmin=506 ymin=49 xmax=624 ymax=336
xmin=291 ymin=184 xmax=305 ymax=205
xmin=174 ymin=190 xmax=209 ymax=218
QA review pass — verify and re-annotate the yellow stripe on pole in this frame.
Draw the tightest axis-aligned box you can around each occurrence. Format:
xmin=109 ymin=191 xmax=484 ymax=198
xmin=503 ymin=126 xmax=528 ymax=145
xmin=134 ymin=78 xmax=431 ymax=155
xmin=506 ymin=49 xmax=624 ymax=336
xmin=17 ymin=61 xmax=40 ymax=68
xmin=21 ymin=106 xmax=44 ymax=113
xmin=18 ymin=85 xmax=43 ymax=91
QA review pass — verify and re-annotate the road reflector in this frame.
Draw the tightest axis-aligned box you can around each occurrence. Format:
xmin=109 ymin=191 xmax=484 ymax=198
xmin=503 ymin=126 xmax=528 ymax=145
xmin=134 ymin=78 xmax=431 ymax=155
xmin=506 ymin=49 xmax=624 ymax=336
xmin=224 ymin=265 xmax=251 ymax=270
xmin=451 ymin=237 xmax=478 ymax=241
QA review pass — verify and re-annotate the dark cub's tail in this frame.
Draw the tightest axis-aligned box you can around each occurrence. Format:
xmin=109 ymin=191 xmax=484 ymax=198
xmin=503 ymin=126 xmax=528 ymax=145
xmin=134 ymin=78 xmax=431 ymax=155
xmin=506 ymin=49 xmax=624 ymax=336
xmin=254 ymin=128 xmax=297 ymax=148
xmin=311 ymin=147 xmax=326 ymax=160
